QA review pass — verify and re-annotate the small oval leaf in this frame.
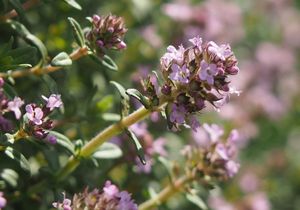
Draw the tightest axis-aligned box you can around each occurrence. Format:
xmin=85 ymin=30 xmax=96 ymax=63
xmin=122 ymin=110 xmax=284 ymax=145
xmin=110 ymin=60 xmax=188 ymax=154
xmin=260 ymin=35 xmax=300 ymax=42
xmin=68 ymin=17 xmax=85 ymax=47
xmin=186 ymin=193 xmax=208 ymax=210
xmin=63 ymin=0 xmax=82 ymax=10
xmin=110 ymin=81 xmax=130 ymax=118
xmin=126 ymin=129 xmax=146 ymax=165
xmin=93 ymin=142 xmax=122 ymax=159
xmin=0 ymin=169 xmax=19 ymax=187
xmin=48 ymin=131 xmax=75 ymax=154
xmin=126 ymin=88 xmax=150 ymax=109
xmin=4 ymin=147 xmax=31 ymax=173
xmin=51 ymin=52 xmax=72 ymax=67
xmin=101 ymin=55 xmax=118 ymax=71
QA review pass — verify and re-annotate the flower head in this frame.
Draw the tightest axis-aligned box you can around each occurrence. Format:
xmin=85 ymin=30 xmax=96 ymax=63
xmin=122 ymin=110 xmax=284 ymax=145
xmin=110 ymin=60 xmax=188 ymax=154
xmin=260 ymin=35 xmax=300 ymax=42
xmin=42 ymin=94 xmax=62 ymax=111
xmin=169 ymin=64 xmax=190 ymax=84
xmin=86 ymin=14 xmax=127 ymax=57
xmin=7 ymin=97 xmax=24 ymax=119
xmin=157 ymin=36 xmax=240 ymax=131
xmin=206 ymin=41 xmax=233 ymax=61
xmin=56 ymin=181 xmax=138 ymax=210
xmin=199 ymin=60 xmax=218 ymax=85
xmin=25 ymin=104 xmax=43 ymax=125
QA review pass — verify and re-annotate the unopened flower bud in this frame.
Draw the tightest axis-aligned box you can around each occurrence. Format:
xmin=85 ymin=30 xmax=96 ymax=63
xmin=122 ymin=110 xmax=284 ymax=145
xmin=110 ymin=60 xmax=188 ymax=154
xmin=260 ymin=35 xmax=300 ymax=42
xmin=33 ymin=129 xmax=47 ymax=139
xmin=46 ymin=135 xmax=57 ymax=144
xmin=92 ymin=15 xmax=100 ymax=23
xmin=227 ymin=66 xmax=239 ymax=75
xmin=161 ymin=84 xmax=171 ymax=95
xmin=116 ymin=41 xmax=126 ymax=49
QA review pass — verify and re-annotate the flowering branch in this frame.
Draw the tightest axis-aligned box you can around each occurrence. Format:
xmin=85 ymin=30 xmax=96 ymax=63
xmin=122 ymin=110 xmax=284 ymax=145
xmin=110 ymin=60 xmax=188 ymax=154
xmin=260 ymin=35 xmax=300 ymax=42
xmin=0 ymin=47 xmax=88 ymax=78
xmin=56 ymin=101 xmax=167 ymax=181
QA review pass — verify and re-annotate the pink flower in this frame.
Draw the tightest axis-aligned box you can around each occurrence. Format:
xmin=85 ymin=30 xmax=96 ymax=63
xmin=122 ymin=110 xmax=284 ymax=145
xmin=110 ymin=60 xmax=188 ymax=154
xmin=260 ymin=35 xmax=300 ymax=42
xmin=161 ymin=45 xmax=185 ymax=67
xmin=42 ymin=94 xmax=63 ymax=111
xmin=225 ymin=160 xmax=240 ymax=177
xmin=215 ymin=143 xmax=229 ymax=160
xmin=170 ymin=104 xmax=186 ymax=124
xmin=103 ymin=181 xmax=119 ymax=199
xmin=249 ymin=192 xmax=271 ymax=210
xmin=169 ymin=64 xmax=190 ymax=84
xmin=207 ymin=41 xmax=232 ymax=61
xmin=149 ymin=137 xmax=168 ymax=156
xmin=189 ymin=36 xmax=203 ymax=51
xmin=199 ymin=60 xmax=218 ymax=85
xmin=0 ymin=192 xmax=7 ymax=209
xmin=7 ymin=97 xmax=24 ymax=119
xmin=203 ymin=123 xmax=224 ymax=143
xmin=25 ymin=104 xmax=44 ymax=125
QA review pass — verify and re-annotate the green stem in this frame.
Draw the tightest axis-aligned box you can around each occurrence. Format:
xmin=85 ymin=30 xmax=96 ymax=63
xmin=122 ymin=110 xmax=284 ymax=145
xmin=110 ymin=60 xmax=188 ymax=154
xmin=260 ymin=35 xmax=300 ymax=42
xmin=56 ymin=103 xmax=167 ymax=181
xmin=139 ymin=174 xmax=195 ymax=210
xmin=0 ymin=47 xmax=88 ymax=78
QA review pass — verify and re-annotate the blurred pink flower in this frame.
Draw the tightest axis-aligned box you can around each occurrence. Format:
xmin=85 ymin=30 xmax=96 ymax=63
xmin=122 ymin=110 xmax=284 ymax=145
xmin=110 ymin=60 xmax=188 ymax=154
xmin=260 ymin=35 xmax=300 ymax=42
xmin=248 ymin=192 xmax=271 ymax=210
xmin=239 ymin=172 xmax=260 ymax=193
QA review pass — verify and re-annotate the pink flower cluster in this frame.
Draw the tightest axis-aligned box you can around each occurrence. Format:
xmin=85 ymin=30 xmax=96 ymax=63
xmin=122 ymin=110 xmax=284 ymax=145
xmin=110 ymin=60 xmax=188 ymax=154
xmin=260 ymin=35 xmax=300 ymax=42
xmin=24 ymin=94 xmax=63 ymax=143
xmin=157 ymin=36 xmax=240 ymax=131
xmin=86 ymin=14 xmax=127 ymax=57
xmin=53 ymin=181 xmax=138 ymax=210
xmin=183 ymin=124 xmax=241 ymax=180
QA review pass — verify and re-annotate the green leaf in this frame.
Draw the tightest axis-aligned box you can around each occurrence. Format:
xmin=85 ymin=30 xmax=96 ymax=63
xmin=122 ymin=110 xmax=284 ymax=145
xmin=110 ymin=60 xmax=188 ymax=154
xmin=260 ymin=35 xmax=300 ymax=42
xmin=26 ymin=34 xmax=48 ymax=64
xmin=42 ymin=74 xmax=58 ymax=93
xmin=63 ymin=0 xmax=82 ymax=10
xmin=110 ymin=81 xmax=130 ymax=118
xmin=4 ymin=147 xmax=31 ymax=173
xmin=92 ymin=142 xmax=123 ymax=159
xmin=101 ymin=55 xmax=118 ymax=71
xmin=48 ymin=131 xmax=75 ymax=155
xmin=126 ymin=129 xmax=146 ymax=165
xmin=0 ymin=37 xmax=36 ymax=71
xmin=89 ymin=54 xmax=118 ymax=72
xmin=126 ymin=88 xmax=150 ymax=109
xmin=0 ymin=37 xmax=13 ymax=56
xmin=7 ymin=46 xmax=37 ymax=64
xmin=7 ymin=20 xmax=48 ymax=65
xmin=68 ymin=17 xmax=85 ymax=47
xmin=51 ymin=52 xmax=72 ymax=67
xmin=186 ymin=193 xmax=208 ymax=210
xmin=2 ymin=82 xmax=17 ymax=99
xmin=0 ymin=169 xmax=18 ymax=187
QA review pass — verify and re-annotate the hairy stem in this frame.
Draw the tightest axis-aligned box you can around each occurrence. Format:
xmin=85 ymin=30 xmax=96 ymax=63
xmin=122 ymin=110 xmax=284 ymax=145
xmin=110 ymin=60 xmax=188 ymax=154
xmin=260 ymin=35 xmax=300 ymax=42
xmin=56 ymin=102 xmax=167 ymax=181
xmin=0 ymin=47 xmax=88 ymax=78
xmin=139 ymin=174 xmax=195 ymax=210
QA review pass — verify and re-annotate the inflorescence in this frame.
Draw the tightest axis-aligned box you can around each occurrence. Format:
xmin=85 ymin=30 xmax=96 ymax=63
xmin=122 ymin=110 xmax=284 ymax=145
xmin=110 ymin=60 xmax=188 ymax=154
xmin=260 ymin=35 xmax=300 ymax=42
xmin=143 ymin=36 xmax=240 ymax=131
xmin=182 ymin=124 xmax=240 ymax=180
xmin=86 ymin=14 xmax=127 ymax=57
xmin=0 ymin=77 xmax=63 ymax=144
xmin=53 ymin=181 xmax=138 ymax=210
